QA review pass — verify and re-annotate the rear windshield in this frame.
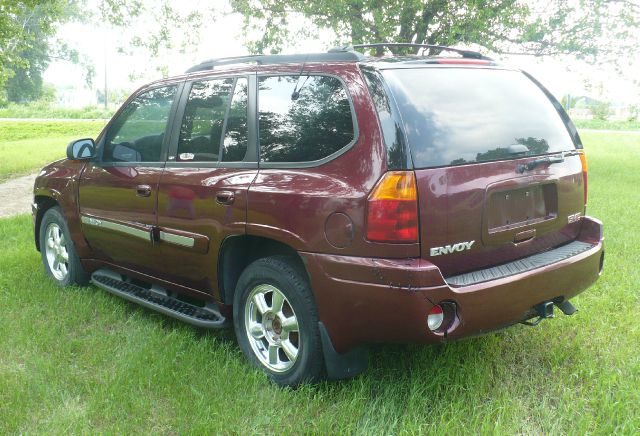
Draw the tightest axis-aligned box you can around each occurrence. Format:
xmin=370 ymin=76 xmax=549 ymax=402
xmin=381 ymin=68 xmax=575 ymax=168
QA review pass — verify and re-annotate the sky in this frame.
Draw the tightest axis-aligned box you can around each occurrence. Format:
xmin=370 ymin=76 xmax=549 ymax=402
xmin=43 ymin=1 xmax=640 ymax=108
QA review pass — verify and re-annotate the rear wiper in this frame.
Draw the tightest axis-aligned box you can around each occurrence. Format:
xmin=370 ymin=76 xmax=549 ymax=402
xmin=516 ymin=155 xmax=564 ymax=174
xmin=507 ymin=144 xmax=529 ymax=155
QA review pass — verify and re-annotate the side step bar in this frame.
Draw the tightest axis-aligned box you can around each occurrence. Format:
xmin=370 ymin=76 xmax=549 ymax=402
xmin=91 ymin=269 xmax=228 ymax=329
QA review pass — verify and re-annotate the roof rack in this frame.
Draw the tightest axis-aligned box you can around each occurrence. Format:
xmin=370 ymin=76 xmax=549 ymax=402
xmin=333 ymin=42 xmax=490 ymax=60
xmin=186 ymin=51 xmax=365 ymax=73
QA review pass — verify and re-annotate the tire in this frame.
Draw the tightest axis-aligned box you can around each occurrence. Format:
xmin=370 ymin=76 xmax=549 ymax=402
xmin=233 ymin=256 xmax=324 ymax=386
xmin=39 ymin=206 xmax=90 ymax=287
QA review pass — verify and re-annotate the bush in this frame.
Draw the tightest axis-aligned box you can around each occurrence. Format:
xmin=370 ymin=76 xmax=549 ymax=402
xmin=589 ymin=102 xmax=612 ymax=121
xmin=0 ymin=102 xmax=114 ymax=119
xmin=573 ymin=118 xmax=640 ymax=131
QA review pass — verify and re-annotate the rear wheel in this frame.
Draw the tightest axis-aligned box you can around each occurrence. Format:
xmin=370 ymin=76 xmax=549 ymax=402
xmin=233 ymin=256 xmax=324 ymax=386
xmin=39 ymin=207 xmax=89 ymax=286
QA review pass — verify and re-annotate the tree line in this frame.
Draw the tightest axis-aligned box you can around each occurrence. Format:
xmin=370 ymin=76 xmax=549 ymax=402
xmin=1 ymin=0 xmax=638 ymax=104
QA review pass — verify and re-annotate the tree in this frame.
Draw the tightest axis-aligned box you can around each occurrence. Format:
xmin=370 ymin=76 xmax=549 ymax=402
xmin=99 ymin=0 xmax=211 ymax=79
xmin=4 ymin=45 xmax=48 ymax=103
xmin=0 ymin=1 xmax=79 ymax=103
xmin=229 ymin=0 xmax=639 ymax=61
xmin=589 ymin=101 xmax=612 ymax=121
xmin=1 ymin=0 xmax=204 ymax=103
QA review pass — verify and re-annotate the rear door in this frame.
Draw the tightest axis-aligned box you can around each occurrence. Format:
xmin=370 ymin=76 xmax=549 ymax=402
xmin=155 ymin=74 xmax=257 ymax=296
xmin=379 ymin=66 xmax=586 ymax=277
xmin=79 ymin=83 xmax=180 ymax=276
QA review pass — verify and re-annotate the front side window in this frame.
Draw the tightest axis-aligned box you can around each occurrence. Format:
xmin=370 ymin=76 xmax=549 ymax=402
xmin=258 ymin=75 xmax=354 ymax=163
xmin=103 ymin=85 xmax=177 ymax=163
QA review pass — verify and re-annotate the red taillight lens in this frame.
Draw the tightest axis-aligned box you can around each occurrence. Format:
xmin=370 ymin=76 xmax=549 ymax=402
xmin=579 ymin=151 xmax=588 ymax=205
xmin=366 ymin=171 xmax=418 ymax=243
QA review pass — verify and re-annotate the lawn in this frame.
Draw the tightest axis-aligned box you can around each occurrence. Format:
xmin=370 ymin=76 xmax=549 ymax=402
xmin=0 ymin=130 xmax=639 ymax=433
xmin=0 ymin=121 xmax=106 ymax=182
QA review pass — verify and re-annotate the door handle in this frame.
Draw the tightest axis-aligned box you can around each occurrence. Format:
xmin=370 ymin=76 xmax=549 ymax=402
xmin=136 ymin=184 xmax=152 ymax=197
xmin=216 ymin=190 xmax=235 ymax=205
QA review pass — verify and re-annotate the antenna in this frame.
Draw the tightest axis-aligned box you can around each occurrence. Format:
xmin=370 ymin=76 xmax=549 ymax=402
xmin=290 ymin=55 xmax=309 ymax=101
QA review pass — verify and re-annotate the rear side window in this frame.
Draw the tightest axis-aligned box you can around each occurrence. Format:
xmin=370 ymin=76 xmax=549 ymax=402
xmin=381 ymin=68 xmax=575 ymax=168
xmin=176 ymin=77 xmax=249 ymax=163
xmin=177 ymin=78 xmax=234 ymax=162
xmin=258 ymin=75 xmax=354 ymax=163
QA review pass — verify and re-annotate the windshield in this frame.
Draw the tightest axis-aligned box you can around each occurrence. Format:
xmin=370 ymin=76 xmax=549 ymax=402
xmin=381 ymin=68 xmax=575 ymax=169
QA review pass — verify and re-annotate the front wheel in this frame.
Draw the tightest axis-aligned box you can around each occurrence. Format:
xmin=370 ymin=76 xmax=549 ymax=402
xmin=233 ymin=256 xmax=324 ymax=386
xmin=39 ymin=207 xmax=89 ymax=286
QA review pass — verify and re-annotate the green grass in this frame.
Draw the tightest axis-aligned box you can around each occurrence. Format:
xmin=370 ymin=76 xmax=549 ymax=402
xmin=0 ymin=132 xmax=639 ymax=433
xmin=573 ymin=118 xmax=640 ymax=131
xmin=0 ymin=102 xmax=114 ymax=119
xmin=0 ymin=121 xmax=106 ymax=182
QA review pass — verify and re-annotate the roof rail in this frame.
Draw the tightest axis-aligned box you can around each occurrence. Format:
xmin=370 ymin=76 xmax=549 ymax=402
xmin=186 ymin=51 xmax=365 ymax=73
xmin=334 ymin=42 xmax=490 ymax=60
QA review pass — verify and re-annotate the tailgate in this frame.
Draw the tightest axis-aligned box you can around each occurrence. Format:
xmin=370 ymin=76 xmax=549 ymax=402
xmin=415 ymin=155 xmax=585 ymax=276
xmin=380 ymin=66 xmax=586 ymax=277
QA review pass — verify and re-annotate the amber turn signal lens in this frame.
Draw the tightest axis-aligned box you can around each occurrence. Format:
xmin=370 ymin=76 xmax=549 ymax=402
xmin=579 ymin=151 xmax=588 ymax=204
xmin=366 ymin=171 xmax=419 ymax=243
xmin=368 ymin=171 xmax=418 ymax=201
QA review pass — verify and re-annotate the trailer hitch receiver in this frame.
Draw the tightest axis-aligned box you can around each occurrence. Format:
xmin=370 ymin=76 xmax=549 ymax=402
xmin=521 ymin=301 xmax=555 ymax=326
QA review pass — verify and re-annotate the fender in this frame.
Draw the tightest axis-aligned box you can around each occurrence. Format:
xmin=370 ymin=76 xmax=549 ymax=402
xmin=245 ymin=222 xmax=307 ymax=250
xmin=33 ymin=160 xmax=91 ymax=257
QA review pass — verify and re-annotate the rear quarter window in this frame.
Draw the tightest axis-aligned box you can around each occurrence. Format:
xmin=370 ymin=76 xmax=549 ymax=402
xmin=258 ymin=75 xmax=355 ymax=163
xmin=381 ymin=68 xmax=576 ymax=168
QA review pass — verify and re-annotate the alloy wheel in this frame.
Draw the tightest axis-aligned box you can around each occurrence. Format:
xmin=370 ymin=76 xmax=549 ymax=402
xmin=244 ymin=284 xmax=300 ymax=373
xmin=45 ymin=223 xmax=69 ymax=281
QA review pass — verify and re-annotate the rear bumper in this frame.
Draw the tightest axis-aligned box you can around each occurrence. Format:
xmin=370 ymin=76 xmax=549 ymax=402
xmin=301 ymin=216 xmax=604 ymax=353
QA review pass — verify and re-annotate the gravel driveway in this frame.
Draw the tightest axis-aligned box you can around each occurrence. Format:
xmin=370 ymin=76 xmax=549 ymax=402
xmin=0 ymin=173 xmax=37 ymax=218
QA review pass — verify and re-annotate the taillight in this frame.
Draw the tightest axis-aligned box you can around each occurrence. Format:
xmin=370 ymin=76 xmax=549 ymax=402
xmin=579 ymin=151 xmax=588 ymax=205
xmin=366 ymin=171 xmax=418 ymax=243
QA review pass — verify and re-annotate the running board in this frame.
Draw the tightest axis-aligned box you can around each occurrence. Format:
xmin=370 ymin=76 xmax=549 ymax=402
xmin=91 ymin=269 xmax=228 ymax=329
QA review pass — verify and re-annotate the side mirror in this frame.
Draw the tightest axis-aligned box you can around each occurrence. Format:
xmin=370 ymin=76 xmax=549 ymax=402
xmin=67 ymin=138 xmax=96 ymax=160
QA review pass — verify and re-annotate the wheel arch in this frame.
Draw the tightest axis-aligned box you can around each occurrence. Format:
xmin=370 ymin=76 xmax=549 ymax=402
xmin=34 ymin=195 xmax=60 ymax=251
xmin=218 ymin=235 xmax=310 ymax=306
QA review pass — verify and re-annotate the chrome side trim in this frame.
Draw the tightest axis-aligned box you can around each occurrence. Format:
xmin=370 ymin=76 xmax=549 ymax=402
xmin=81 ymin=215 xmax=152 ymax=242
xmin=159 ymin=231 xmax=195 ymax=248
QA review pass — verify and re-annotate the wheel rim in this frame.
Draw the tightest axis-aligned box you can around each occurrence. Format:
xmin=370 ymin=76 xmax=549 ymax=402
xmin=44 ymin=223 xmax=69 ymax=281
xmin=244 ymin=284 xmax=300 ymax=373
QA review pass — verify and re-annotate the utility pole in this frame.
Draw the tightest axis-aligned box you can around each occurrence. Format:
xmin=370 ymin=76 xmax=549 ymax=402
xmin=102 ymin=0 xmax=108 ymax=109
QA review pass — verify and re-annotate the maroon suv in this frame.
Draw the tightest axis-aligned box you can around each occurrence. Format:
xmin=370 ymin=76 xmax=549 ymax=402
xmin=33 ymin=44 xmax=604 ymax=386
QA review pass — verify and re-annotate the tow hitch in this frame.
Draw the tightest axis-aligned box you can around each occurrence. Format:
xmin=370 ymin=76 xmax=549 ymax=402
xmin=521 ymin=299 xmax=577 ymax=326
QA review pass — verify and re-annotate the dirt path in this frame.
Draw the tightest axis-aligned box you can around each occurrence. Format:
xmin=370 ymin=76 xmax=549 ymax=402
xmin=0 ymin=173 xmax=37 ymax=218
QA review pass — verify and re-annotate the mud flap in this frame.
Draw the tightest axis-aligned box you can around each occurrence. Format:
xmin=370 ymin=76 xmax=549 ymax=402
xmin=319 ymin=322 xmax=368 ymax=380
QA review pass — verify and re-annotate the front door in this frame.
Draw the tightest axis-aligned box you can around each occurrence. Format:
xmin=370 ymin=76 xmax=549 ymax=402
xmin=156 ymin=75 xmax=257 ymax=296
xmin=79 ymin=83 xmax=181 ymax=277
